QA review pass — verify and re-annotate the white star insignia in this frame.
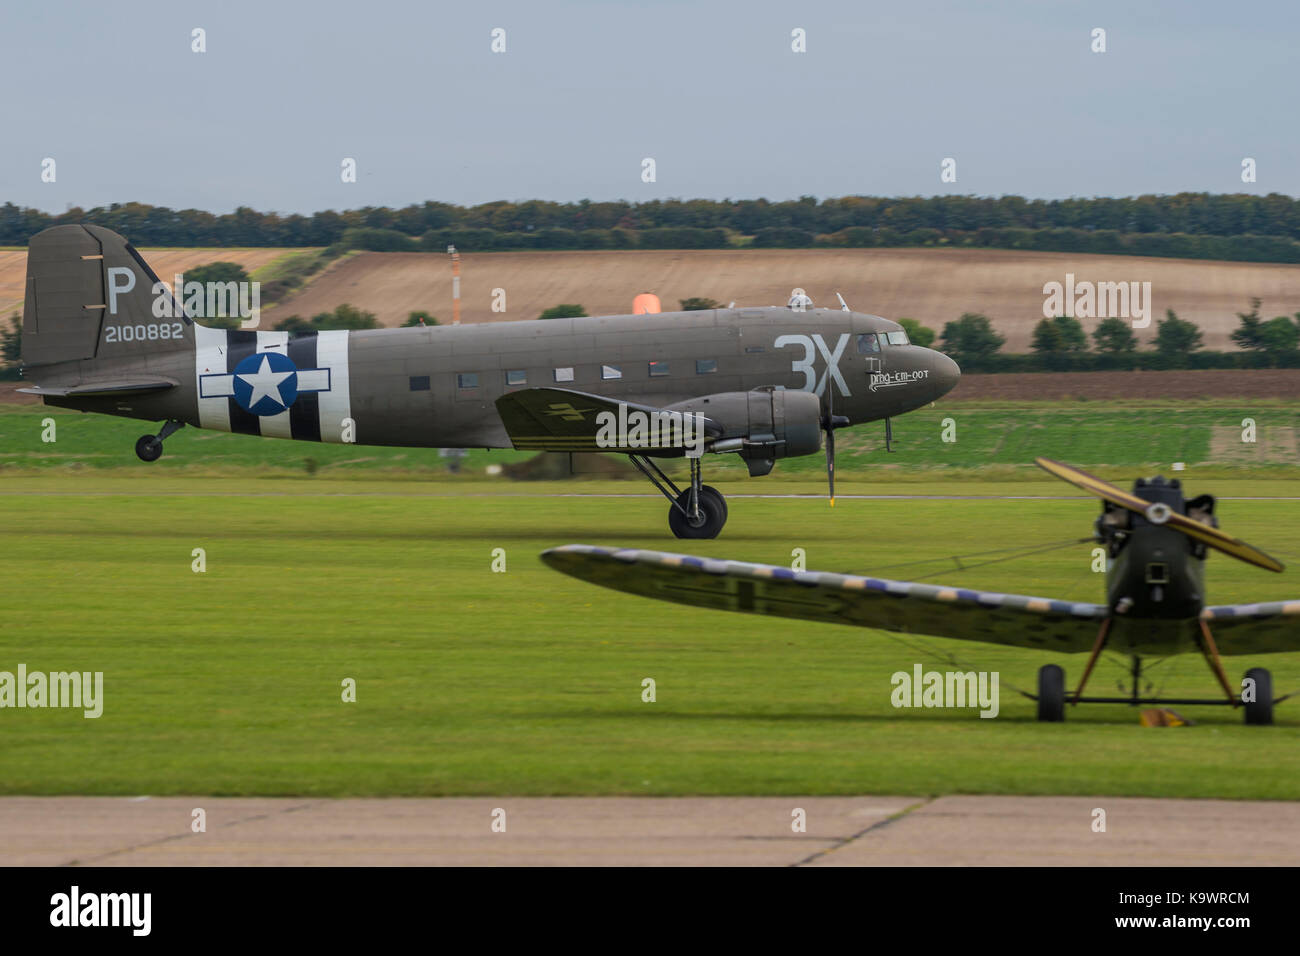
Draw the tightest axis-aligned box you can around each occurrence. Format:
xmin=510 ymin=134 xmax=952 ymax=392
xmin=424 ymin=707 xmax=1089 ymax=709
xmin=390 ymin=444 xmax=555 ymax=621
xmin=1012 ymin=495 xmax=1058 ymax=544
xmin=237 ymin=355 xmax=294 ymax=409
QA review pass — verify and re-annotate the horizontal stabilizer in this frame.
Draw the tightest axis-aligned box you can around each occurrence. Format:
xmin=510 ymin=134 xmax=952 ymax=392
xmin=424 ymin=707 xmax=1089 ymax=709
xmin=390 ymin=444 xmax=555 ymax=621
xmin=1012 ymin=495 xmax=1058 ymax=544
xmin=18 ymin=379 xmax=178 ymax=398
xmin=495 ymin=387 xmax=721 ymax=452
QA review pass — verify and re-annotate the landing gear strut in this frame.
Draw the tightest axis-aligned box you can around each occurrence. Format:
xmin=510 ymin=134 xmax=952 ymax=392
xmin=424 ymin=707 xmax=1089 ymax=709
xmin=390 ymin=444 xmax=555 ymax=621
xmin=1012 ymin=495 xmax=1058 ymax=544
xmin=1029 ymin=622 xmax=1282 ymax=725
xmin=629 ymin=453 xmax=728 ymax=539
xmin=135 ymin=420 xmax=184 ymax=462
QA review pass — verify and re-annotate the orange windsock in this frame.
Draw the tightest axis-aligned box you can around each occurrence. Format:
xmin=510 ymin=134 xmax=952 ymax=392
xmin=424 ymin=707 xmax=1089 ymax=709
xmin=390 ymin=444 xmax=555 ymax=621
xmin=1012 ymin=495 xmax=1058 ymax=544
xmin=632 ymin=293 xmax=661 ymax=315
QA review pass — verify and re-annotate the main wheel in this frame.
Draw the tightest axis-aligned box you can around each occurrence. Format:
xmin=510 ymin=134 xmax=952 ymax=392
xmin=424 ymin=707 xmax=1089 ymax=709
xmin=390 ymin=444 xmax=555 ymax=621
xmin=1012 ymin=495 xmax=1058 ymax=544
xmin=1037 ymin=664 xmax=1066 ymax=722
xmin=135 ymin=435 xmax=163 ymax=462
xmin=668 ymin=486 xmax=727 ymax=539
xmin=1243 ymin=667 xmax=1273 ymax=726
xmin=700 ymin=484 xmax=728 ymax=521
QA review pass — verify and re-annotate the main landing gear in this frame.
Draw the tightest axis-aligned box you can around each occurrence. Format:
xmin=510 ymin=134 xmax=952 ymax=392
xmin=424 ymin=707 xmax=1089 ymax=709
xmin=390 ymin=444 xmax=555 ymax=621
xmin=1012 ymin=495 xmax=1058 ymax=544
xmin=135 ymin=420 xmax=185 ymax=462
xmin=1031 ymin=619 xmax=1281 ymax=724
xmin=628 ymin=453 xmax=728 ymax=539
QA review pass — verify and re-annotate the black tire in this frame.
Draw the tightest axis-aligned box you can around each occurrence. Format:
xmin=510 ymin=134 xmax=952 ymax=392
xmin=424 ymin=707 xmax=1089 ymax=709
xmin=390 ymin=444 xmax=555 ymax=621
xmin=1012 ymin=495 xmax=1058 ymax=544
xmin=135 ymin=435 xmax=163 ymax=462
xmin=1244 ymin=667 xmax=1273 ymax=726
xmin=1037 ymin=664 xmax=1066 ymax=722
xmin=668 ymin=486 xmax=727 ymax=539
xmin=701 ymin=484 xmax=728 ymax=521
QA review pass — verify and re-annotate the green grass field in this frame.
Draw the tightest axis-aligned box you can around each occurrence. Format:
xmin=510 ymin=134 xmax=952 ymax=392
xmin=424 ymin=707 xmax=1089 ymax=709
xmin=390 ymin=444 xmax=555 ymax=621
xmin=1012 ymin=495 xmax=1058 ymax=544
xmin=2 ymin=399 xmax=1298 ymax=482
xmin=3 ymin=467 xmax=1300 ymax=799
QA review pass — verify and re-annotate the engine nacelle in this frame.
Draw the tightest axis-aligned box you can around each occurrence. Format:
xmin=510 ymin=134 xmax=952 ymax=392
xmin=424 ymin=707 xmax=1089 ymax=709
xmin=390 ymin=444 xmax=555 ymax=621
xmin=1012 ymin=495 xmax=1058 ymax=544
xmin=666 ymin=388 xmax=822 ymax=476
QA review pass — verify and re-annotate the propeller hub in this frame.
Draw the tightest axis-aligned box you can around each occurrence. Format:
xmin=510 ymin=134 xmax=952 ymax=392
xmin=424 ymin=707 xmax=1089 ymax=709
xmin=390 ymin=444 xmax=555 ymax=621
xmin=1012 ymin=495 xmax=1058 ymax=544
xmin=1035 ymin=456 xmax=1285 ymax=574
xmin=1145 ymin=502 xmax=1173 ymax=525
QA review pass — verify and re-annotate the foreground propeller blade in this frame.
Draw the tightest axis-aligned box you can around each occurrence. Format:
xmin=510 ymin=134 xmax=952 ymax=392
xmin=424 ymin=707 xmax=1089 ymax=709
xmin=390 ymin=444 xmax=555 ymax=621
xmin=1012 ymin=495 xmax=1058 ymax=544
xmin=1035 ymin=457 xmax=1151 ymax=511
xmin=1035 ymin=457 xmax=1285 ymax=573
xmin=1193 ymin=529 xmax=1286 ymax=573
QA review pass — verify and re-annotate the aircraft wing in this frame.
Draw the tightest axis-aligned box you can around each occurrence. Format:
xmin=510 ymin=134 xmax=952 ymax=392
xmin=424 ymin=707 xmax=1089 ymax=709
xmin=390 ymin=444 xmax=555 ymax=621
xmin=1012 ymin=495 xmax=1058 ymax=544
xmin=541 ymin=545 xmax=1108 ymax=652
xmin=1201 ymin=601 xmax=1300 ymax=654
xmin=18 ymin=379 xmax=177 ymax=397
xmin=495 ymin=387 xmax=722 ymax=452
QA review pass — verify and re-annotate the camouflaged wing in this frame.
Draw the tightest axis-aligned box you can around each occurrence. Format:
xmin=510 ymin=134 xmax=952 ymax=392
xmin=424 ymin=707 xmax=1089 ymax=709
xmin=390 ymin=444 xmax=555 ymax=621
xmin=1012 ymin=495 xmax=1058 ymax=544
xmin=541 ymin=545 xmax=1108 ymax=652
xmin=1201 ymin=601 xmax=1300 ymax=655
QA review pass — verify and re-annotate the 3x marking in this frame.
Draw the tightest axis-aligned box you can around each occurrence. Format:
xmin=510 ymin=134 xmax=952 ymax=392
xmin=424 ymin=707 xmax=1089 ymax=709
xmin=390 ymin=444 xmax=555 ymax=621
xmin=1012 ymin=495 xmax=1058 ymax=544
xmin=774 ymin=333 xmax=851 ymax=397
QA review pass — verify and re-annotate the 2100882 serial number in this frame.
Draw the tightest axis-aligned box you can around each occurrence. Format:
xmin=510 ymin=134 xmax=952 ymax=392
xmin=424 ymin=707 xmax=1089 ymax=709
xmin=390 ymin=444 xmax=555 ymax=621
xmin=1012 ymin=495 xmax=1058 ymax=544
xmin=104 ymin=322 xmax=185 ymax=343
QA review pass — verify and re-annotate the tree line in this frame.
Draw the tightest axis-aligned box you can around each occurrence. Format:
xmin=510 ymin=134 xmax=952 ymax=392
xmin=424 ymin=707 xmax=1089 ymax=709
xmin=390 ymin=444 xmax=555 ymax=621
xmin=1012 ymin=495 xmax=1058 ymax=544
xmin=6 ymin=193 xmax=1300 ymax=263
xmin=930 ymin=299 xmax=1300 ymax=372
xmin=4 ymin=274 xmax=1300 ymax=379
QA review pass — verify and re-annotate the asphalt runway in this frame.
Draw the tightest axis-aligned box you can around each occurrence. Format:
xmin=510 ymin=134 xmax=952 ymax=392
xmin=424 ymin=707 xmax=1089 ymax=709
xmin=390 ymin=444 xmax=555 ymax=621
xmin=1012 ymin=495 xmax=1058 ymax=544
xmin=4 ymin=795 xmax=1297 ymax=866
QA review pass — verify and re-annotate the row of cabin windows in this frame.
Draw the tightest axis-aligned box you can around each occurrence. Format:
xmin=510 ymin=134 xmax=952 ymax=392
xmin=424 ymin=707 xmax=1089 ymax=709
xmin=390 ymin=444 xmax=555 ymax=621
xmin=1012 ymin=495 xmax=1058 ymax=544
xmin=437 ymin=359 xmax=721 ymax=392
xmin=421 ymin=336 xmax=907 ymax=391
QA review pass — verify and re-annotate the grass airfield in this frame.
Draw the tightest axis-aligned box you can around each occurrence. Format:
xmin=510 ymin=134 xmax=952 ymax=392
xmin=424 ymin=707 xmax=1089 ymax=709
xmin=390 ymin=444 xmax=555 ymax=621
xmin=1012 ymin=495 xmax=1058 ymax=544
xmin=3 ymin=398 xmax=1299 ymax=480
xmin=3 ymin=426 xmax=1300 ymax=797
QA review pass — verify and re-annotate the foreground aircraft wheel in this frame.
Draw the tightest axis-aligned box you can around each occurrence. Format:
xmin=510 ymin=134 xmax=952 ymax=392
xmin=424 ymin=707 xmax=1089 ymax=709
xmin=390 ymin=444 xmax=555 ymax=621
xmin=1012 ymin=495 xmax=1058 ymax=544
xmin=135 ymin=435 xmax=163 ymax=462
xmin=1243 ymin=667 xmax=1273 ymax=726
xmin=668 ymin=486 xmax=727 ymax=539
xmin=1037 ymin=664 xmax=1066 ymax=722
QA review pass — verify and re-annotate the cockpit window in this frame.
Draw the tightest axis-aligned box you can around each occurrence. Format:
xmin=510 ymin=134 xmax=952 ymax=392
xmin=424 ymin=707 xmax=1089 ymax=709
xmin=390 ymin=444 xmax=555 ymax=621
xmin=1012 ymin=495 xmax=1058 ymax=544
xmin=885 ymin=330 xmax=909 ymax=346
xmin=856 ymin=333 xmax=880 ymax=354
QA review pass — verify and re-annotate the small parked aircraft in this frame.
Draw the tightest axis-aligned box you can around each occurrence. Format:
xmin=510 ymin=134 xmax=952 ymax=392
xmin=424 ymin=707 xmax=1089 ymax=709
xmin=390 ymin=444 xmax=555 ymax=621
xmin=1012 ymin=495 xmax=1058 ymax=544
xmin=543 ymin=458 xmax=1298 ymax=723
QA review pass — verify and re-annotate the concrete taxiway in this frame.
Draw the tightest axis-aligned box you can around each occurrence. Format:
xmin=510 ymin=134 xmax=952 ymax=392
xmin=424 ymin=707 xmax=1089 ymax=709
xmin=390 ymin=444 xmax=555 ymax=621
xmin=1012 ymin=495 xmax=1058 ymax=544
xmin=3 ymin=795 xmax=1296 ymax=866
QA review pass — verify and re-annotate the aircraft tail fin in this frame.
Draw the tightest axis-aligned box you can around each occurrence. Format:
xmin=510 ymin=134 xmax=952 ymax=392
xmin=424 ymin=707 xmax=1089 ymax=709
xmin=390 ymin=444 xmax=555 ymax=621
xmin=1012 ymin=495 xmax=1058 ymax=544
xmin=20 ymin=224 xmax=193 ymax=375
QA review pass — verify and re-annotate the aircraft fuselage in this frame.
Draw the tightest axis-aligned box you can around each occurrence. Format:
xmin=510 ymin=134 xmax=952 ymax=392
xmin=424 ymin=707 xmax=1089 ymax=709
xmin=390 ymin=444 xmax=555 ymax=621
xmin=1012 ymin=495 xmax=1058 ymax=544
xmin=39 ymin=307 xmax=960 ymax=450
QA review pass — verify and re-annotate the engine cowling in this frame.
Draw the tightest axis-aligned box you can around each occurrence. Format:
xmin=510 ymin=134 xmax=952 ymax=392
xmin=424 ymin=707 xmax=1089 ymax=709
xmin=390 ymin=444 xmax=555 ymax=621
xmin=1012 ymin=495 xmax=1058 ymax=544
xmin=665 ymin=388 xmax=822 ymax=476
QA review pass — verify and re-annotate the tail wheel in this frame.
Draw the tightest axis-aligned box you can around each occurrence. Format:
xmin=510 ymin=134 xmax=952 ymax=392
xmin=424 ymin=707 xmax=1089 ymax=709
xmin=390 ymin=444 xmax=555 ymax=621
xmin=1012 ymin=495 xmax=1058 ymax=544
xmin=1037 ymin=664 xmax=1066 ymax=722
xmin=668 ymin=486 xmax=727 ymax=539
xmin=1243 ymin=667 xmax=1273 ymax=726
xmin=135 ymin=435 xmax=163 ymax=462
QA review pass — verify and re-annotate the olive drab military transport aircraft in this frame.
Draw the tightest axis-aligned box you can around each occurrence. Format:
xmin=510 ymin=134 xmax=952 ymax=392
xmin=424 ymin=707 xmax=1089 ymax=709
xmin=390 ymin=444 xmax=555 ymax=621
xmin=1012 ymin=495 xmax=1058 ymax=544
xmin=543 ymin=458 xmax=1300 ymax=724
xmin=18 ymin=224 xmax=960 ymax=537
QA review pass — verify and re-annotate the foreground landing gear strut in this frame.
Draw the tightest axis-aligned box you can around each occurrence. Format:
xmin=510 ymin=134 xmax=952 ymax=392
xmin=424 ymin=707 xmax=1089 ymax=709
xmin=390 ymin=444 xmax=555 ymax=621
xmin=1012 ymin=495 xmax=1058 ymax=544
xmin=135 ymin=420 xmax=185 ymax=462
xmin=629 ymin=453 xmax=728 ymax=539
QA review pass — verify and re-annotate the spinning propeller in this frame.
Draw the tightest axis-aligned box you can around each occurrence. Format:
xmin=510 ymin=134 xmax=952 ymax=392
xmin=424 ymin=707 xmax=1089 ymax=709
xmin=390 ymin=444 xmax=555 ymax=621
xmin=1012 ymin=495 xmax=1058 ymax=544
xmin=823 ymin=291 xmax=853 ymax=506
xmin=822 ymin=386 xmax=849 ymax=506
xmin=1035 ymin=457 xmax=1285 ymax=573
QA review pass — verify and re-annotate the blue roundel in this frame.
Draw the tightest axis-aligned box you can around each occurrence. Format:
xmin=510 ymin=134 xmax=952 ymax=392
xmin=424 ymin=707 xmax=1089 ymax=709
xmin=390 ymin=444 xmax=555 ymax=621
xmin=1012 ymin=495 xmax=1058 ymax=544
xmin=232 ymin=351 xmax=299 ymax=416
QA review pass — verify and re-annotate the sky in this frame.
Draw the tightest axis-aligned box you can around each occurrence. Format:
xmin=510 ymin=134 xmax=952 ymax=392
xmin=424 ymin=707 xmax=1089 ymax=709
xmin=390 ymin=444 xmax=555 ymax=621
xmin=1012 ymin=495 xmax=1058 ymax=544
xmin=1 ymin=0 xmax=1297 ymax=215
